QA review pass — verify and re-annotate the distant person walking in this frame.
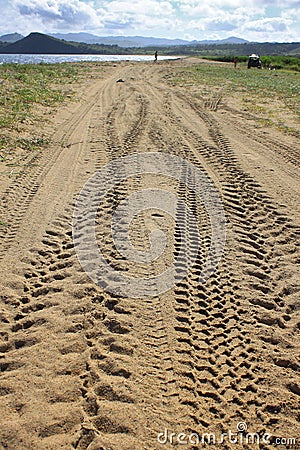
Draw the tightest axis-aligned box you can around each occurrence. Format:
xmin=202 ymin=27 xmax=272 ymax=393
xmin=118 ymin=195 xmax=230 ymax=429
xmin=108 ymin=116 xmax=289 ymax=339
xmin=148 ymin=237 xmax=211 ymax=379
xmin=154 ymin=50 xmax=158 ymax=62
xmin=233 ymin=57 xmax=238 ymax=68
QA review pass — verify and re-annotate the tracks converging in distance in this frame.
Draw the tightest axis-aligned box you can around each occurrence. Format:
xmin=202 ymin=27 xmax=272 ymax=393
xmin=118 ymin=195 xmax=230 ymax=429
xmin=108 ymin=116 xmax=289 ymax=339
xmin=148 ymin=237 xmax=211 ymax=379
xmin=0 ymin=60 xmax=299 ymax=450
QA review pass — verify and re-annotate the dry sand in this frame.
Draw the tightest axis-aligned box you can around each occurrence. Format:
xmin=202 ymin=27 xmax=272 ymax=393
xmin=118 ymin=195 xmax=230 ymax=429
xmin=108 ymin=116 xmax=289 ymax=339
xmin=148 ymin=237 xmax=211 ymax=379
xmin=0 ymin=58 xmax=299 ymax=449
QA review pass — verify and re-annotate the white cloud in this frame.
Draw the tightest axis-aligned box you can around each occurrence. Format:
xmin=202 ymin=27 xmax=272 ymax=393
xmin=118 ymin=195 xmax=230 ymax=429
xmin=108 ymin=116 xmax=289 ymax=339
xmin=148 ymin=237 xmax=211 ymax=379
xmin=0 ymin=0 xmax=298 ymax=41
xmin=243 ymin=17 xmax=291 ymax=33
xmin=12 ymin=0 xmax=102 ymax=29
xmin=100 ymin=0 xmax=176 ymax=32
xmin=176 ymin=0 xmax=254 ymax=7
xmin=178 ymin=3 xmax=216 ymax=17
xmin=254 ymin=0 xmax=300 ymax=6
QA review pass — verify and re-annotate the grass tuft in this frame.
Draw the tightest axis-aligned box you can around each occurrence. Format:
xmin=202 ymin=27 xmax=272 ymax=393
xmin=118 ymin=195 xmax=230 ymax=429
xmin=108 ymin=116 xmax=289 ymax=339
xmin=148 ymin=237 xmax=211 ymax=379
xmin=0 ymin=63 xmax=81 ymax=128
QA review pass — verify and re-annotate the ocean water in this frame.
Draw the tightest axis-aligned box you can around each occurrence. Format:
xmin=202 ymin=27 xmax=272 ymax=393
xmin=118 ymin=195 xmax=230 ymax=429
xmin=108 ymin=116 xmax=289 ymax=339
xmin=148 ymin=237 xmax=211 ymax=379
xmin=0 ymin=54 xmax=178 ymax=64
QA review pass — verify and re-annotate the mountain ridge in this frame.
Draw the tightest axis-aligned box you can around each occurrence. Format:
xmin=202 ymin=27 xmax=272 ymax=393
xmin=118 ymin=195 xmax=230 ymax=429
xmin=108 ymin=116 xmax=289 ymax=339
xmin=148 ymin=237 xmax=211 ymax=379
xmin=0 ymin=33 xmax=24 ymax=43
xmin=0 ymin=32 xmax=299 ymax=56
xmin=49 ymin=33 xmax=249 ymax=47
xmin=0 ymin=32 xmax=136 ymax=55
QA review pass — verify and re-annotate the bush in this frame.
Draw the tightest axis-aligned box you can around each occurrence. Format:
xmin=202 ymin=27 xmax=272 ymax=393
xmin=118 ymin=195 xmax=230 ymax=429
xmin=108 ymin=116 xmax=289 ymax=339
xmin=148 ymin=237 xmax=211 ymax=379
xmin=202 ymin=55 xmax=300 ymax=71
xmin=202 ymin=55 xmax=248 ymax=63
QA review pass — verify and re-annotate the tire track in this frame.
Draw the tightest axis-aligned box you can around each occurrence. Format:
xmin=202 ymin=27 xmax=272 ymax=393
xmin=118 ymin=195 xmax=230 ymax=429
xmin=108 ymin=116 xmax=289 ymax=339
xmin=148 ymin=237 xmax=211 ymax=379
xmin=143 ymin=79 xmax=300 ymax=441
xmin=104 ymin=82 xmax=149 ymax=159
xmin=219 ymin=104 xmax=300 ymax=168
xmin=0 ymin=61 xmax=299 ymax=450
xmin=91 ymin=68 xmax=300 ymax=444
xmin=0 ymin=66 xmax=147 ymax=449
xmin=0 ymin=82 xmax=103 ymax=259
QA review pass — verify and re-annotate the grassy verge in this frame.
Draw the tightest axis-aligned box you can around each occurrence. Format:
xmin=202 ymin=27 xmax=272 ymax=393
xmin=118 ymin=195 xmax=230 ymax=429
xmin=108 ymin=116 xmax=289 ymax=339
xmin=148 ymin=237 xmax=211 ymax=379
xmin=166 ymin=61 xmax=300 ymax=136
xmin=168 ymin=61 xmax=299 ymax=111
xmin=0 ymin=62 xmax=93 ymax=172
xmin=0 ymin=62 xmax=82 ymax=128
xmin=202 ymin=55 xmax=300 ymax=72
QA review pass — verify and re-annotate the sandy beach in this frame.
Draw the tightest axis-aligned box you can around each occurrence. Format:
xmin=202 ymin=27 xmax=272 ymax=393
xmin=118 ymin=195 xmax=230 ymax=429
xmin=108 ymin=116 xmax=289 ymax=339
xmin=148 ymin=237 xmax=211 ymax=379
xmin=0 ymin=58 xmax=299 ymax=449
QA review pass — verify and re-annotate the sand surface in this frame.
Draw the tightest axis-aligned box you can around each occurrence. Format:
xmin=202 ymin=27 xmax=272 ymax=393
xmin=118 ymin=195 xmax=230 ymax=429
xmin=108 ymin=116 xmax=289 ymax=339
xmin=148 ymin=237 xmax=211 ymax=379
xmin=0 ymin=58 xmax=299 ymax=449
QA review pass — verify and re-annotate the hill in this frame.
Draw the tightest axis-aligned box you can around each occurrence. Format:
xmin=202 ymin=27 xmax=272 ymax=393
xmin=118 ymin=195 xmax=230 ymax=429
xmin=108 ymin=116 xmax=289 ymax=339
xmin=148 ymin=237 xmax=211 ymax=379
xmin=191 ymin=36 xmax=249 ymax=45
xmin=0 ymin=32 xmax=132 ymax=55
xmin=50 ymin=33 xmax=190 ymax=47
xmin=0 ymin=33 xmax=23 ymax=43
xmin=0 ymin=32 xmax=299 ymax=57
xmin=157 ymin=41 xmax=300 ymax=57
xmin=49 ymin=33 xmax=248 ymax=47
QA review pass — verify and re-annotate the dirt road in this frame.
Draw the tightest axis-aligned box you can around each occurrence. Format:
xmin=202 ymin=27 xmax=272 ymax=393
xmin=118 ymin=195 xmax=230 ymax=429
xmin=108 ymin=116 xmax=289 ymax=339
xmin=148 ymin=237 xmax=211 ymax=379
xmin=0 ymin=59 xmax=299 ymax=449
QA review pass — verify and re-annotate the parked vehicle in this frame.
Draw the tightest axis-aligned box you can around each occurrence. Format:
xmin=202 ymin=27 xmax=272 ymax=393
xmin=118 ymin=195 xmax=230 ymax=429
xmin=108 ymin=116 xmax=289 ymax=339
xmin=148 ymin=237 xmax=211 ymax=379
xmin=248 ymin=54 xmax=262 ymax=69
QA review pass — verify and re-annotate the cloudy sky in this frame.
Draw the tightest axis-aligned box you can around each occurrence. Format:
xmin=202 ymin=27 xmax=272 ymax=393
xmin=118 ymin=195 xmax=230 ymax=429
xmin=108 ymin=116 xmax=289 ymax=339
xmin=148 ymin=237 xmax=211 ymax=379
xmin=0 ymin=0 xmax=299 ymax=42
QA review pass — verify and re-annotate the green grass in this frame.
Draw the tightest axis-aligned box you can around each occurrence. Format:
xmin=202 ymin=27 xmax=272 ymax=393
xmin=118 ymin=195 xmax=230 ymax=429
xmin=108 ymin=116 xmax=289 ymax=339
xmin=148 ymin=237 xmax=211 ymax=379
xmin=0 ymin=62 xmax=93 ymax=173
xmin=202 ymin=55 xmax=300 ymax=72
xmin=260 ymin=56 xmax=300 ymax=71
xmin=170 ymin=62 xmax=300 ymax=114
xmin=0 ymin=134 xmax=50 ymax=155
xmin=0 ymin=62 xmax=82 ymax=128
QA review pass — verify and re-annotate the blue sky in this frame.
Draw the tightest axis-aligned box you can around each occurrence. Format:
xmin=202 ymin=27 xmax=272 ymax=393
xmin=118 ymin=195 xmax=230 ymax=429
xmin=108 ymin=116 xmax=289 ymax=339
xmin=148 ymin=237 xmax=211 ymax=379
xmin=0 ymin=0 xmax=299 ymax=41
